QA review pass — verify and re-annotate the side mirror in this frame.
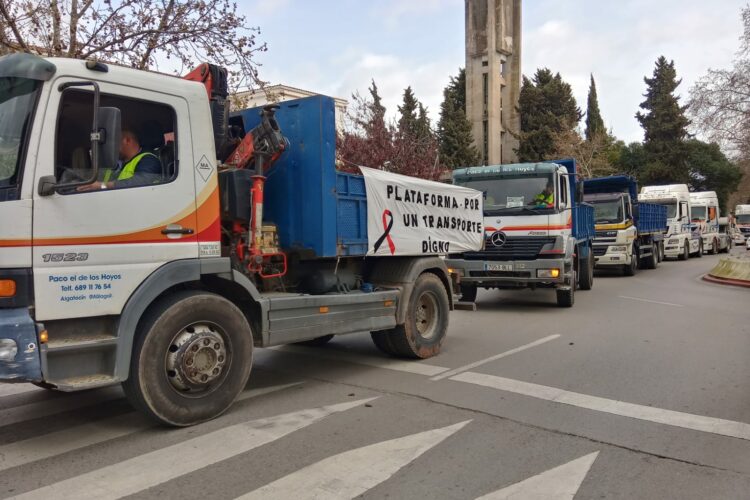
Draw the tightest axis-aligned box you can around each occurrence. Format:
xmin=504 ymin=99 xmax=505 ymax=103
xmin=97 ymin=107 xmax=121 ymax=170
xmin=575 ymin=180 xmax=584 ymax=204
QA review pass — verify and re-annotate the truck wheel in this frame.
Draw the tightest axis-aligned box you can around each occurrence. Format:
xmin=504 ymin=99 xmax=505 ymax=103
xmin=122 ymin=291 xmax=253 ymax=427
xmin=578 ymin=253 xmax=594 ymax=290
xmin=556 ymin=272 xmax=575 ymax=307
xmin=459 ymin=284 xmax=477 ymax=303
xmin=643 ymin=245 xmax=658 ymax=270
xmin=295 ymin=335 xmax=335 ymax=347
xmin=695 ymin=241 xmax=703 ymax=258
xmin=372 ymin=273 xmax=449 ymax=359
xmin=711 ymin=239 xmax=719 ymax=255
xmin=624 ymin=251 xmax=638 ymax=276
xmin=679 ymin=243 xmax=689 ymax=261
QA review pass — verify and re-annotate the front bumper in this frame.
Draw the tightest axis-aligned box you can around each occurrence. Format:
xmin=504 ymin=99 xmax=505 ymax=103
xmin=445 ymin=257 xmax=569 ymax=287
xmin=593 ymin=245 xmax=630 ymax=267
xmin=0 ymin=308 xmax=44 ymax=383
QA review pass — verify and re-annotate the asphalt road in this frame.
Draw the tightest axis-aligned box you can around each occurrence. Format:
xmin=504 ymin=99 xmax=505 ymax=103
xmin=0 ymin=251 xmax=749 ymax=499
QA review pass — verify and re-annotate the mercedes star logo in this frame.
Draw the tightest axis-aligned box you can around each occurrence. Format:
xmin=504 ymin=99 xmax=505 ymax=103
xmin=490 ymin=231 xmax=507 ymax=247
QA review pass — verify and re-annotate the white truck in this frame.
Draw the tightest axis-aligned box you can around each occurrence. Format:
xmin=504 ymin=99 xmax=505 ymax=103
xmin=640 ymin=184 xmax=703 ymax=260
xmin=735 ymin=204 xmax=750 ymax=243
xmin=689 ymin=191 xmax=721 ymax=254
xmin=0 ymin=53 xmax=482 ymax=426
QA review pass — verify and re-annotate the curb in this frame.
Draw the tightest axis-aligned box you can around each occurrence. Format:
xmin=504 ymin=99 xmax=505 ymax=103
xmin=702 ymin=274 xmax=750 ymax=289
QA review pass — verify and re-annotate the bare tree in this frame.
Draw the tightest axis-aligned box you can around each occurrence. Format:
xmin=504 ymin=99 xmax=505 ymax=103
xmin=0 ymin=0 xmax=266 ymax=89
xmin=550 ymin=128 xmax=617 ymax=179
xmin=690 ymin=7 xmax=750 ymax=158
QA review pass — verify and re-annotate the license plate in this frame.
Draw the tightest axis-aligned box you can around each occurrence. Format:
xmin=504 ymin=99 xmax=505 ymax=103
xmin=486 ymin=263 xmax=513 ymax=271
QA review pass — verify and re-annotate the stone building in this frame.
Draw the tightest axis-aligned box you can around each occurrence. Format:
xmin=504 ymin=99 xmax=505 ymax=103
xmin=465 ymin=0 xmax=521 ymax=165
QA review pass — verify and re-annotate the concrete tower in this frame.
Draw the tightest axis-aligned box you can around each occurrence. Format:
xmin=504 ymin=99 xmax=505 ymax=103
xmin=465 ymin=0 xmax=521 ymax=165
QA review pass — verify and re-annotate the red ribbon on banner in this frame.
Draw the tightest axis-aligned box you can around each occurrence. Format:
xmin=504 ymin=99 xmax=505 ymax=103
xmin=373 ymin=209 xmax=396 ymax=255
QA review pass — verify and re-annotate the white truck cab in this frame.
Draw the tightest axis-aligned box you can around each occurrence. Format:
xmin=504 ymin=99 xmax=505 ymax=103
xmin=640 ymin=184 xmax=702 ymax=260
xmin=689 ymin=191 xmax=720 ymax=254
xmin=735 ymin=204 xmax=750 ymax=243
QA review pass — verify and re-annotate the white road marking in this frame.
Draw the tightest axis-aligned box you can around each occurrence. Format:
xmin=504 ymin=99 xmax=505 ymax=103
xmin=618 ymin=295 xmax=684 ymax=307
xmin=0 ymin=382 xmax=303 ymax=472
xmin=476 ymin=451 xmax=599 ymax=499
xmin=0 ymin=384 xmax=41 ymax=397
xmin=451 ymin=372 xmax=750 ymax=441
xmin=237 ymin=420 xmax=472 ymax=500
xmin=10 ymin=397 xmax=376 ymax=500
xmin=265 ymin=345 xmax=449 ymax=377
xmin=430 ymin=335 xmax=560 ymax=381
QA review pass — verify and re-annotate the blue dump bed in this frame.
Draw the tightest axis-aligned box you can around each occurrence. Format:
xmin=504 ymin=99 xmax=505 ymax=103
xmin=547 ymin=159 xmax=595 ymax=242
xmin=583 ymin=175 xmax=667 ymax=234
xmin=232 ymin=96 xmax=368 ymax=257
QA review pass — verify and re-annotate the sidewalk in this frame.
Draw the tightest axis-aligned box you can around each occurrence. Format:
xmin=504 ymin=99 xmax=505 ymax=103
xmin=703 ymin=250 xmax=750 ymax=288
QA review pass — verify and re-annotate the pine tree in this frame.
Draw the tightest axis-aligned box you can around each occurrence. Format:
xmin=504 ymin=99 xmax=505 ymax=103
xmin=635 ymin=56 xmax=691 ymax=184
xmin=518 ymin=68 xmax=582 ymax=162
xmin=397 ymin=86 xmax=420 ymax=138
xmin=367 ymin=80 xmax=386 ymax=132
xmin=437 ymin=68 xmax=480 ymax=169
xmin=585 ymin=74 xmax=605 ymax=141
xmin=415 ymin=103 xmax=433 ymax=141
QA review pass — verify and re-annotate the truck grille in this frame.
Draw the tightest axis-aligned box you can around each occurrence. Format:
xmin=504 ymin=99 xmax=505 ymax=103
xmin=740 ymin=227 xmax=750 ymax=234
xmin=469 ymin=271 xmax=532 ymax=279
xmin=463 ymin=237 xmax=556 ymax=261
xmin=593 ymin=246 xmax=608 ymax=257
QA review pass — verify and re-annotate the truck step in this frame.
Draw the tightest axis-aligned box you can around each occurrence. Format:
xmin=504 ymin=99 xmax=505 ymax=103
xmin=49 ymin=374 xmax=119 ymax=392
xmin=46 ymin=334 xmax=117 ymax=352
xmin=454 ymin=301 xmax=477 ymax=311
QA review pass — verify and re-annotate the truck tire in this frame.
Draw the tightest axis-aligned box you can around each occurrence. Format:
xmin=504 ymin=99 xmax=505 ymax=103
xmin=679 ymin=242 xmax=689 ymax=261
xmin=694 ymin=241 xmax=703 ymax=258
xmin=295 ymin=335 xmax=335 ymax=347
xmin=556 ymin=272 xmax=575 ymax=307
xmin=371 ymin=273 xmax=449 ymax=359
xmin=711 ymin=239 xmax=719 ymax=255
xmin=122 ymin=291 xmax=254 ymax=427
xmin=578 ymin=253 xmax=594 ymax=291
xmin=642 ymin=245 xmax=658 ymax=270
xmin=459 ymin=284 xmax=477 ymax=303
xmin=624 ymin=249 xmax=638 ymax=276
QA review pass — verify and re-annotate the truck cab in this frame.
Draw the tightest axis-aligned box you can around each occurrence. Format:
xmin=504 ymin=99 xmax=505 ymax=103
xmin=689 ymin=191 xmax=721 ymax=254
xmin=735 ymin=204 xmax=750 ymax=243
xmin=640 ymin=184 xmax=702 ymax=260
xmin=445 ymin=160 xmax=595 ymax=308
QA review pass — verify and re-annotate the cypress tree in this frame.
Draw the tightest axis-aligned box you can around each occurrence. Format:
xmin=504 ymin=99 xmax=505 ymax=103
xmin=437 ymin=68 xmax=480 ymax=169
xmin=397 ymin=86 xmax=420 ymax=138
xmin=585 ymin=74 xmax=605 ymax=141
xmin=635 ymin=56 xmax=691 ymax=184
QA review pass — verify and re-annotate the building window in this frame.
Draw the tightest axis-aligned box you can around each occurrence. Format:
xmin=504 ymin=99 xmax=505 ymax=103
xmin=482 ymin=72 xmax=488 ymax=114
xmin=483 ymin=120 xmax=489 ymax=165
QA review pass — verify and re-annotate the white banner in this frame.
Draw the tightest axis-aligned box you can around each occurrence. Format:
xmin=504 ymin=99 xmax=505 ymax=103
xmin=360 ymin=167 xmax=484 ymax=256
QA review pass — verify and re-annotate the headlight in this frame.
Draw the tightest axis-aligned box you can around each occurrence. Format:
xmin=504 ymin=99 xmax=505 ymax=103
xmin=0 ymin=339 xmax=17 ymax=361
xmin=609 ymin=245 xmax=628 ymax=252
xmin=537 ymin=269 xmax=560 ymax=278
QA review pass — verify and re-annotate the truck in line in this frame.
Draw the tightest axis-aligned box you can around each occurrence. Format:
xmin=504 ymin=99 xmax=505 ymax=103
xmin=735 ymin=204 xmax=750 ymax=243
xmin=445 ymin=160 xmax=596 ymax=308
xmin=640 ymin=184 xmax=703 ymax=260
xmin=0 ymin=54 xmax=482 ymax=426
xmin=583 ymin=176 xmax=667 ymax=275
xmin=689 ymin=191 xmax=721 ymax=254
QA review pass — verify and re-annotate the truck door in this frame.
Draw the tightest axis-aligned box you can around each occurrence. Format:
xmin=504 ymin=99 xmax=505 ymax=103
xmin=31 ymin=78 xmax=198 ymax=321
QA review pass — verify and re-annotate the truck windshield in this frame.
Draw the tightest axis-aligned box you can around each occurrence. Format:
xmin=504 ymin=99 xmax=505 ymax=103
xmin=737 ymin=214 xmax=750 ymax=224
xmin=0 ymin=77 xmax=40 ymax=186
xmin=691 ymin=206 xmax=707 ymax=221
xmin=589 ymin=199 xmax=623 ymax=223
xmin=652 ymin=200 xmax=678 ymax=218
xmin=460 ymin=175 xmax=554 ymax=214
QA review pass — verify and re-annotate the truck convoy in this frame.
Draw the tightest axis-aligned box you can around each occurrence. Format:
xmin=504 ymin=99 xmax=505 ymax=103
xmin=735 ymin=204 xmax=750 ymax=243
xmin=445 ymin=160 xmax=596 ymax=308
xmin=689 ymin=191 xmax=721 ymax=254
xmin=0 ymin=53 xmax=484 ymax=426
xmin=583 ymin=176 xmax=667 ymax=275
xmin=640 ymin=184 xmax=703 ymax=260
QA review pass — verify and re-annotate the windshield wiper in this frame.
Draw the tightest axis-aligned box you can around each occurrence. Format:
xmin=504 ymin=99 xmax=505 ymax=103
xmin=485 ymin=206 xmax=543 ymax=215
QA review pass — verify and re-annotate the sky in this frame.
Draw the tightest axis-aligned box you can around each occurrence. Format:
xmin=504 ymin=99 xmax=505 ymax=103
xmin=242 ymin=0 xmax=746 ymax=143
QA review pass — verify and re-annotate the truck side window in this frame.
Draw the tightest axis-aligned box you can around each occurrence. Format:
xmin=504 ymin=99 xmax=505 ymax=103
xmin=560 ymin=176 xmax=567 ymax=206
xmin=54 ymin=89 xmax=178 ymax=193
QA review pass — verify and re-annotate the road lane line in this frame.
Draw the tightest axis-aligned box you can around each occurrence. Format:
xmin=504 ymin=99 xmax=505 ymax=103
xmin=0 ymin=384 xmax=42 ymax=397
xmin=451 ymin=372 xmax=750 ymax=441
xmin=237 ymin=420 xmax=472 ymax=499
xmin=430 ymin=335 xmax=560 ymax=381
xmin=10 ymin=397 xmax=377 ymax=500
xmin=618 ymin=295 xmax=684 ymax=307
xmin=264 ymin=345 xmax=449 ymax=377
xmin=0 ymin=382 xmax=304 ymax=472
xmin=476 ymin=451 xmax=599 ymax=499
